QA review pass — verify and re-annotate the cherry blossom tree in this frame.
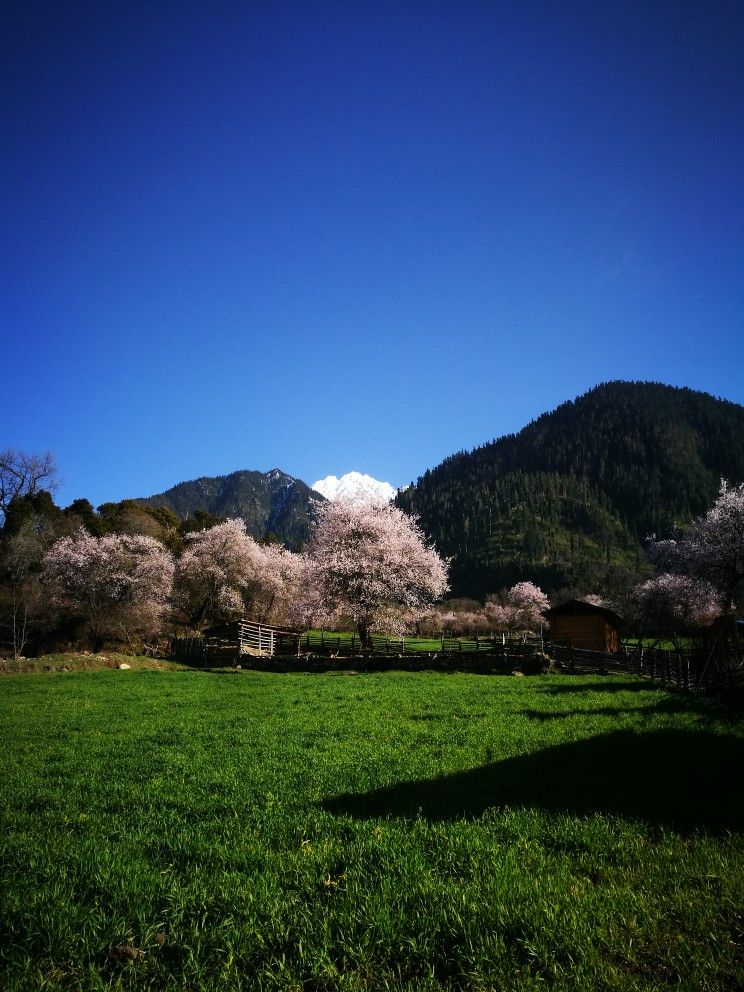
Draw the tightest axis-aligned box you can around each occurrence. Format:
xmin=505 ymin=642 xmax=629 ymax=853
xmin=457 ymin=610 xmax=488 ymax=636
xmin=258 ymin=541 xmax=307 ymax=626
xmin=683 ymin=481 xmax=744 ymax=611
xmin=438 ymin=609 xmax=460 ymax=635
xmin=408 ymin=606 xmax=440 ymax=638
xmin=485 ymin=581 xmax=550 ymax=637
xmin=42 ymin=531 xmax=174 ymax=648
xmin=174 ymin=518 xmax=297 ymax=628
xmin=634 ymin=573 xmax=722 ymax=648
xmin=649 ymin=480 xmax=744 ymax=611
xmin=302 ymin=501 xmax=449 ymax=645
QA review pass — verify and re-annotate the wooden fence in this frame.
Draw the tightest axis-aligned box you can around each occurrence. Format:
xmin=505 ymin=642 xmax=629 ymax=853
xmin=171 ymin=636 xmax=205 ymax=662
xmin=172 ymin=622 xmax=302 ymax=663
xmin=552 ymin=642 xmax=744 ymax=701
xmin=170 ymin=624 xmax=743 ymax=701
xmin=299 ymin=631 xmax=541 ymax=656
xmin=172 ymin=628 xmax=541 ymax=663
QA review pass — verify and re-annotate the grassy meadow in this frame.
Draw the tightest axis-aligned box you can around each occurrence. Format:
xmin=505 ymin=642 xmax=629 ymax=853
xmin=1 ymin=666 xmax=743 ymax=991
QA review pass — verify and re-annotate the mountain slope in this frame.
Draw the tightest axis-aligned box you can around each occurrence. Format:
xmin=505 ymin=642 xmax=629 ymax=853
xmin=139 ymin=468 xmax=323 ymax=549
xmin=396 ymin=382 xmax=744 ymax=597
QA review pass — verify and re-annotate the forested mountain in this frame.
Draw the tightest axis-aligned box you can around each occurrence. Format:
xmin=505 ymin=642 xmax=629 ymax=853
xmin=396 ymin=382 xmax=744 ymax=598
xmin=139 ymin=468 xmax=324 ymax=549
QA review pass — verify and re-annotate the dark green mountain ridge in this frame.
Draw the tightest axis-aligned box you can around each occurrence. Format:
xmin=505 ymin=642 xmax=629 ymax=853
xmin=139 ymin=468 xmax=324 ymax=549
xmin=396 ymin=381 xmax=744 ymax=597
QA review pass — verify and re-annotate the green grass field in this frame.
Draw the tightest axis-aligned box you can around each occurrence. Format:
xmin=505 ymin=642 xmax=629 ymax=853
xmin=2 ymin=667 xmax=743 ymax=990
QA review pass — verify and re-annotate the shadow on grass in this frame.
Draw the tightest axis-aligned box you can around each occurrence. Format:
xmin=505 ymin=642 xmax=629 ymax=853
xmin=517 ymin=698 xmax=695 ymax=720
xmin=323 ymin=730 xmax=744 ymax=834
xmin=536 ymin=679 xmax=659 ymax=694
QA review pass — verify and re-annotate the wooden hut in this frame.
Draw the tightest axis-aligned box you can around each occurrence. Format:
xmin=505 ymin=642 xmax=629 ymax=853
xmin=547 ymin=599 xmax=622 ymax=653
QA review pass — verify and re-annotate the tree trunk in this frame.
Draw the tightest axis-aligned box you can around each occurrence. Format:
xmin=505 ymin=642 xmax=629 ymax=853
xmin=357 ymin=621 xmax=371 ymax=650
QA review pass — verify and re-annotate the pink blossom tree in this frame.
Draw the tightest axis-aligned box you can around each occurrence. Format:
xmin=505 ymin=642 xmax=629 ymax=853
xmin=649 ymin=480 xmax=744 ymax=612
xmin=438 ymin=609 xmax=460 ymax=635
xmin=258 ymin=541 xmax=307 ymax=626
xmin=302 ymin=501 xmax=449 ymax=646
xmin=456 ymin=610 xmax=488 ymax=636
xmin=634 ymin=573 xmax=722 ymax=648
xmin=409 ymin=606 xmax=443 ymax=638
xmin=174 ymin=518 xmax=297 ymax=628
xmin=42 ymin=531 xmax=175 ymax=648
xmin=485 ymin=581 xmax=550 ymax=637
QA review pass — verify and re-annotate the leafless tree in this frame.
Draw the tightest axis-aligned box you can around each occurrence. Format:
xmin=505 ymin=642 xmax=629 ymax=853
xmin=0 ymin=521 xmax=46 ymax=657
xmin=0 ymin=449 xmax=59 ymax=519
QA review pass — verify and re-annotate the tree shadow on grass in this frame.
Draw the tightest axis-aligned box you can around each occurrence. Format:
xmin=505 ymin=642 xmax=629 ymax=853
xmin=536 ymin=679 xmax=661 ymax=694
xmin=322 ymin=730 xmax=744 ymax=834
xmin=517 ymin=697 xmax=696 ymax=720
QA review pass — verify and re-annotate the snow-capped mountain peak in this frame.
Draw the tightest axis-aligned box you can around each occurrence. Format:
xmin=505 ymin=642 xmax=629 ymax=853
xmin=311 ymin=471 xmax=397 ymax=504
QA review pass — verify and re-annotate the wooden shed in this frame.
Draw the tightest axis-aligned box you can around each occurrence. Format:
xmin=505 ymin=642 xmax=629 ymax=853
xmin=203 ymin=620 xmax=302 ymax=663
xmin=547 ymin=599 xmax=622 ymax=653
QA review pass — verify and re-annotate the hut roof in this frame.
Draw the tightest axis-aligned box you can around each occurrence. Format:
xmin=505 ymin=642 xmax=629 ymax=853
xmin=547 ymin=598 xmax=623 ymax=627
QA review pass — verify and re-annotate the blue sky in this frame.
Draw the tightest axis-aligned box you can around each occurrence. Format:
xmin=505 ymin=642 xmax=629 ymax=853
xmin=3 ymin=1 xmax=743 ymax=507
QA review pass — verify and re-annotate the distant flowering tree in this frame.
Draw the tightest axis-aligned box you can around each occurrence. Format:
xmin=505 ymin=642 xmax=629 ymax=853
xmin=458 ymin=610 xmax=488 ymax=636
xmin=411 ymin=607 xmax=444 ymax=638
xmin=634 ymin=573 xmax=722 ymax=647
xmin=301 ymin=501 xmax=449 ymax=646
xmin=486 ymin=581 xmax=550 ymax=637
xmin=649 ymin=480 xmax=744 ymax=612
xmin=436 ymin=610 xmax=459 ymax=635
xmin=42 ymin=531 xmax=174 ymax=648
xmin=173 ymin=518 xmax=297 ymax=628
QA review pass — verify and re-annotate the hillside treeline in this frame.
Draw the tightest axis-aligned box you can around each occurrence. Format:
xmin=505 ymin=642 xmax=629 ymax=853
xmin=0 ymin=491 xmax=227 ymax=656
xmin=397 ymin=381 xmax=744 ymax=597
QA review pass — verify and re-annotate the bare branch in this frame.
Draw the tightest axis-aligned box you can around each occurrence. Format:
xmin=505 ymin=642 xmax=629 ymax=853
xmin=0 ymin=449 xmax=59 ymax=517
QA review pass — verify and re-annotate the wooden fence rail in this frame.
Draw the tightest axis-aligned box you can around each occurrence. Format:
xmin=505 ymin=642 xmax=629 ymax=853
xmin=171 ymin=626 xmax=743 ymax=701
xmin=552 ymin=642 xmax=744 ymax=700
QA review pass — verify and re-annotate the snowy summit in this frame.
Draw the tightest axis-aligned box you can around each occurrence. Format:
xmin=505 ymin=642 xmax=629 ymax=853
xmin=312 ymin=472 xmax=397 ymax=505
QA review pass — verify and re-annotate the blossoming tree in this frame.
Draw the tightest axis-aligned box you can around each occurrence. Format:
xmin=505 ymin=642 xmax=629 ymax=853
xmin=649 ymin=480 xmax=744 ymax=612
xmin=174 ymin=518 xmax=297 ymax=628
xmin=634 ymin=572 xmax=721 ymax=647
xmin=42 ymin=530 xmax=175 ymax=648
xmin=485 ymin=581 xmax=550 ymax=637
xmin=302 ymin=500 xmax=449 ymax=646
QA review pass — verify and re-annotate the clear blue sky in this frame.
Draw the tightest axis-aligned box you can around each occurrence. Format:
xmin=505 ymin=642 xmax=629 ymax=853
xmin=3 ymin=1 xmax=743 ymax=507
